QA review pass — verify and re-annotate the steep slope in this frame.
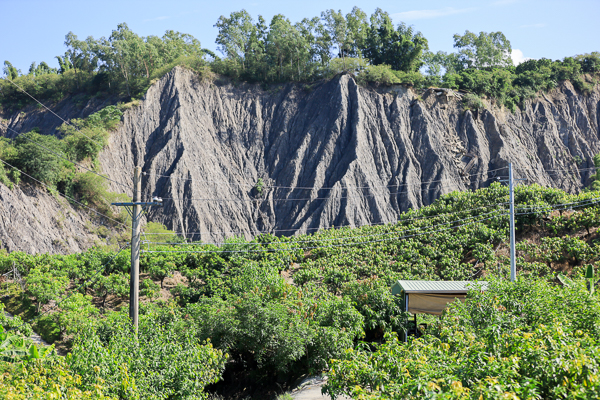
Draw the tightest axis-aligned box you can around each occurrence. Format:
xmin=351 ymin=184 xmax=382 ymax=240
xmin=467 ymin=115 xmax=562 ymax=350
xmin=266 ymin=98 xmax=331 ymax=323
xmin=1 ymin=66 xmax=599 ymax=251
xmin=99 ymin=67 xmax=600 ymax=242
xmin=0 ymin=183 xmax=110 ymax=253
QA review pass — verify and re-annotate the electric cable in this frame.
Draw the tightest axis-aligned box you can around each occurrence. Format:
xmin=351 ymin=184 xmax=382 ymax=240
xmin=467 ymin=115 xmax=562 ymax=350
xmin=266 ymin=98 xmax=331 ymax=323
xmin=3 ymin=77 xmax=107 ymax=149
xmin=146 ymin=207 xmax=508 ymax=246
xmin=142 ymin=212 xmax=508 ymax=254
xmin=1 ymin=122 xmax=132 ymax=191
xmin=145 ymin=166 xmax=510 ymax=190
xmin=0 ymin=158 xmax=127 ymax=228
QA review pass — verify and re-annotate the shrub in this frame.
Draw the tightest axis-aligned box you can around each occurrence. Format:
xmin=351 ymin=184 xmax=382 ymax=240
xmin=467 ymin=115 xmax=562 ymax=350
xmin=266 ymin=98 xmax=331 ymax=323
xmin=69 ymin=307 xmax=226 ymax=399
xmin=461 ymin=93 xmax=485 ymax=111
xmin=326 ymin=278 xmax=600 ymax=399
xmin=13 ymin=131 xmax=67 ymax=185
xmin=357 ymin=64 xmax=401 ymax=85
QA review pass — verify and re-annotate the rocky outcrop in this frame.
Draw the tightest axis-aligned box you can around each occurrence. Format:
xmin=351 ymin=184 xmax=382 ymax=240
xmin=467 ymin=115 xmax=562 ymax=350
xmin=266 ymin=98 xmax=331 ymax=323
xmin=2 ymin=67 xmax=600 ymax=250
xmin=100 ymin=68 xmax=600 ymax=242
xmin=0 ymin=183 xmax=111 ymax=254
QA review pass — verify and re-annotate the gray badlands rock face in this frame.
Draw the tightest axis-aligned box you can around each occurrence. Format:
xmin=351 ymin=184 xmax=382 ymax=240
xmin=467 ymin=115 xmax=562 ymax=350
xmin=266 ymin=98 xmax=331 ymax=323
xmin=0 ymin=183 xmax=107 ymax=254
xmin=2 ymin=66 xmax=599 ymax=252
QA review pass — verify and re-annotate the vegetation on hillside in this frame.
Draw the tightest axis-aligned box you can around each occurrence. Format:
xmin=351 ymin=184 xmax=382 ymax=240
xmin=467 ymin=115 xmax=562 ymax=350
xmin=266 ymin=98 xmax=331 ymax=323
xmin=3 ymin=184 xmax=600 ymax=397
xmin=1 ymin=7 xmax=599 ymax=113
xmin=0 ymin=104 xmax=128 ymax=226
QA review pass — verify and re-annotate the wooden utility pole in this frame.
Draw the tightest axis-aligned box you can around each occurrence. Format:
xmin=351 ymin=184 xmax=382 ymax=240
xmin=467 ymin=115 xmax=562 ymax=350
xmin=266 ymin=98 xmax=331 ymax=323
xmin=112 ymin=167 xmax=162 ymax=331
xmin=130 ymin=166 xmax=142 ymax=328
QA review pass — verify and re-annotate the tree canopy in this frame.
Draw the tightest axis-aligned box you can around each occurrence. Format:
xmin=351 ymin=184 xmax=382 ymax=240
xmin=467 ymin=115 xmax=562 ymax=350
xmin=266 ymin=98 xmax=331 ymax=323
xmin=1 ymin=7 xmax=599 ymax=111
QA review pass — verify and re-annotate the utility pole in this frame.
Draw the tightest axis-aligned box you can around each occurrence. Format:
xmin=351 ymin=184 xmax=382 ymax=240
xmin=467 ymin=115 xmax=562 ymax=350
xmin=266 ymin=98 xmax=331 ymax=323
xmin=130 ymin=166 xmax=142 ymax=328
xmin=509 ymin=162 xmax=516 ymax=282
xmin=112 ymin=167 xmax=162 ymax=330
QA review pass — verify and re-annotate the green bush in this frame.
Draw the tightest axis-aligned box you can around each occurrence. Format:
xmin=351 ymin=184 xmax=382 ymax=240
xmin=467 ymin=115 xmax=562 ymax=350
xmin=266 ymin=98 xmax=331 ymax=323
xmin=326 ymin=278 xmax=600 ymax=399
xmin=461 ymin=93 xmax=485 ymax=111
xmin=69 ymin=306 xmax=226 ymax=400
xmin=12 ymin=131 xmax=68 ymax=186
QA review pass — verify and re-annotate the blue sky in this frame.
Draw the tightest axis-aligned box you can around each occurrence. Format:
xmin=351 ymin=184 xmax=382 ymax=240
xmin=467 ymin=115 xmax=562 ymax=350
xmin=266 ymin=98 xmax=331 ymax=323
xmin=1 ymin=0 xmax=599 ymax=73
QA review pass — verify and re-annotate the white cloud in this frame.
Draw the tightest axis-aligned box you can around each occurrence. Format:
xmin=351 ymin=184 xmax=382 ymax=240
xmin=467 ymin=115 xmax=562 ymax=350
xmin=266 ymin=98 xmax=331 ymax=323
xmin=144 ymin=16 xmax=170 ymax=22
xmin=511 ymin=49 xmax=531 ymax=66
xmin=391 ymin=7 xmax=476 ymax=21
xmin=520 ymin=23 xmax=546 ymax=28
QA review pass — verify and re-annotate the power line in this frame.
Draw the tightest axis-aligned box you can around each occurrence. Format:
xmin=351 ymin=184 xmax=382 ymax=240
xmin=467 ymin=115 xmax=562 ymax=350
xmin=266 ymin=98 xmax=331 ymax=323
xmin=3 ymin=77 xmax=106 ymax=149
xmin=159 ymin=179 xmax=508 ymax=203
xmin=1 ymin=122 xmax=132 ymax=191
xmin=0 ymin=158 xmax=127 ymax=228
xmin=145 ymin=166 xmax=510 ymax=190
xmin=515 ymin=166 xmax=598 ymax=174
xmin=142 ymin=212 xmax=509 ymax=254
xmin=145 ymin=202 xmax=508 ymax=240
xmin=515 ymin=195 xmax=600 ymax=213
xmin=145 ymin=208 xmax=508 ymax=247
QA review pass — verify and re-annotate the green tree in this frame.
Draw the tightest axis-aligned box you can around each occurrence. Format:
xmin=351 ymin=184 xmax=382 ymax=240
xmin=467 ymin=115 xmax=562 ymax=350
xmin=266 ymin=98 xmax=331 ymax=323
xmin=2 ymin=61 xmax=20 ymax=80
xmin=363 ymin=9 xmax=428 ymax=72
xmin=93 ymin=273 xmax=128 ymax=307
xmin=453 ymin=30 xmax=512 ymax=69
xmin=321 ymin=9 xmax=350 ymax=68
xmin=13 ymin=131 xmax=67 ymax=185
xmin=148 ymin=261 xmax=176 ymax=289
xmin=24 ymin=268 xmax=69 ymax=313
xmin=215 ymin=10 xmax=256 ymax=73
xmin=345 ymin=7 xmax=368 ymax=58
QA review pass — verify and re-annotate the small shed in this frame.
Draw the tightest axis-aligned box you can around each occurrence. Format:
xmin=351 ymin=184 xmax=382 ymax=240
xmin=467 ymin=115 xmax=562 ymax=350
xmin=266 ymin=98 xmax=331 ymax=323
xmin=391 ymin=280 xmax=488 ymax=315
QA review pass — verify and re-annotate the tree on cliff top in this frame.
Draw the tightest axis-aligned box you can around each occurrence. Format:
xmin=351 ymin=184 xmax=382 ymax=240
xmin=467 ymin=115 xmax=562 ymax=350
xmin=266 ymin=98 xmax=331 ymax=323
xmin=453 ymin=30 xmax=513 ymax=70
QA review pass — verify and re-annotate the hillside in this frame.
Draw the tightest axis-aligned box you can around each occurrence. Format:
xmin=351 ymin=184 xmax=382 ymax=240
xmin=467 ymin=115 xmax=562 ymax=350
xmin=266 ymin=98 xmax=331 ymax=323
xmin=1 ymin=67 xmax=599 ymax=251
xmin=2 ymin=182 xmax=600 ymax=398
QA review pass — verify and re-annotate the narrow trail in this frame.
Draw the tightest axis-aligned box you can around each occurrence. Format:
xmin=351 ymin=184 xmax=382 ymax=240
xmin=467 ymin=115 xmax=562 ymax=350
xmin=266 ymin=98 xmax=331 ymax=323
xmin=3 ymin=311 xmax=50 ymax=347
xmin=289 ymin=377 xmax=351 ymax=400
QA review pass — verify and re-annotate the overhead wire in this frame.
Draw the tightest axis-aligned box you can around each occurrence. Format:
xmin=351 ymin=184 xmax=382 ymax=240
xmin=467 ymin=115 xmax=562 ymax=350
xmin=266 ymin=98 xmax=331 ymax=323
xmin=145 ymin=208 xmax=508 ymax=247
xmin=145 ymin=166 xmax=510 ymax=190
xmin=158 ymin=177 xmax=509 ymax=203
xmin=145 ymin=201 xmax=509 ymax=239
xmin=0 ymin=158 xmax=127 ymax=228
xmin=3 ymin=77 xmax=107 ymax=149
xmin=141 ymin=212 xmax=509 ymax=254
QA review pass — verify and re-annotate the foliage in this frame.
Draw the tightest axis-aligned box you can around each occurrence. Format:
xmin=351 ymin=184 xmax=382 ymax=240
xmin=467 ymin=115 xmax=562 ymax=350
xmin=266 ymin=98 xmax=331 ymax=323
xmin=68 ymin=306 xmax=226 ymax=400
xmin=461 ymin=93 xmax=485 ymax=111
xmin=1 ymin=9 xmax=597 ymax=111
xmin=326 ymin=278 xmax=600 ymax=399
xmin=0 ymin=106 xmax=128 ymax=226
xmin=0 ymin=326 xmax=51 ymax=363
xmin=24 ymin=268 xmax=69 ymax=313
xmin=590 ymin=154 xmax=600 ymax=190
xmin=362 ymin=9 xmax=429 ymax=72
xmin=0 ymin=356 xmax=115 ymax=399
xmin=453 ymin=30 xmax=513 ymax=70
xmin=4 ymin=183 xmax=600 ymax=395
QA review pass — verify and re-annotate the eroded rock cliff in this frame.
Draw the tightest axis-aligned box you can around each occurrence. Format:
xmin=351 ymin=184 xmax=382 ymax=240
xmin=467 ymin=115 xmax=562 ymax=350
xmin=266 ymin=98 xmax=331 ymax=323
xmin=100 ymin=67 xmax=600 ymax=242
xmin=2 ymin=66 xmax=600 ymax=251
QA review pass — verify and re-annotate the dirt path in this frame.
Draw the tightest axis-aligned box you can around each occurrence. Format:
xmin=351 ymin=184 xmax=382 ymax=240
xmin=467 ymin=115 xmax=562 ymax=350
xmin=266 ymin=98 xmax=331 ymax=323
xmin=4 ymin=311 xmax=50 ymax=347
xmin=289 ymin=377 xmax=350 ymax=400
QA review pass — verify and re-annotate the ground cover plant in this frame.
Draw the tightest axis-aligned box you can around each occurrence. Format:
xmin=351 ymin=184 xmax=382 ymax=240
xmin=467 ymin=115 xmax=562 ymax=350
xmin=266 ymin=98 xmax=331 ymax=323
xmin=2 ymin=183 xmax=600 ymax=398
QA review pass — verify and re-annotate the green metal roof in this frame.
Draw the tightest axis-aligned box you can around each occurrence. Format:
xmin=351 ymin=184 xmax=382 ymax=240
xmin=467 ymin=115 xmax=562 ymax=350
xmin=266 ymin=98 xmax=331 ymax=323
xmin=391 ymin=280 xmax=488 ymax=296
